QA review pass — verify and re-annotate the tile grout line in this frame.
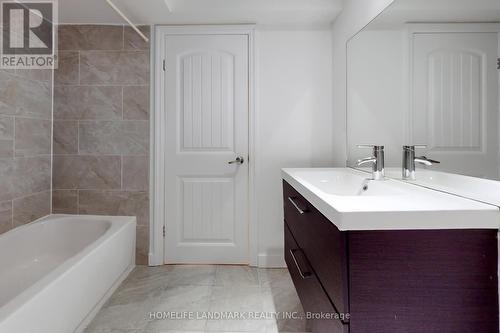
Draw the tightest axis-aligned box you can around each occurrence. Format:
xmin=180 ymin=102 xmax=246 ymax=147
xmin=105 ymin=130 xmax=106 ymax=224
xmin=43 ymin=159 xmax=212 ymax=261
xmin=121 ymin=86 xmax=124 ymax=120
xmin=12 ymin=116 xmax=16 ymax=158
xmin=9 ymin=199 xmax=13 ymax=230
xmin=77 ymin=119 xmax=80 ymax=155
xmin=50 ymin=59 xmax=55 ymax=215
xmin=77 ymin=51 xmax=81 ymax=85
xmin=120 ymin=155 xmax=123 ymax=190
xmin=12 ymin=189 xmax=52 ymax=203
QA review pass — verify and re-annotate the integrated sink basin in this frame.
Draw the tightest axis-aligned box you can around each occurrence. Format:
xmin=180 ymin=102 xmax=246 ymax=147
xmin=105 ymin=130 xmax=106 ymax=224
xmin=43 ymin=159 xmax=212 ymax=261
xmin=282 ymin=168 xmax=500 ymax=230
xmin=286 ymin=169 xmax=406 ymax=196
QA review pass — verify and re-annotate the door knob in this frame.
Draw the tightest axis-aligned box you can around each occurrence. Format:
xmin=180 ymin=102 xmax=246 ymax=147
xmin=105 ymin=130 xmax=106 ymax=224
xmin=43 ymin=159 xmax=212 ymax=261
xmin=228 ymin=156 xmax=244 ymax=165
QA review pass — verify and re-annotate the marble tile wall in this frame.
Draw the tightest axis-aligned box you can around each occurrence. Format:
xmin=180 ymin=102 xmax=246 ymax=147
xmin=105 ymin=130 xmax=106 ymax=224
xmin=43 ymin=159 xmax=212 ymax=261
xmin=52 ymin=25 xmax=150 ymax=264
xmin=0 ymin=68 xmax=53 ymax=235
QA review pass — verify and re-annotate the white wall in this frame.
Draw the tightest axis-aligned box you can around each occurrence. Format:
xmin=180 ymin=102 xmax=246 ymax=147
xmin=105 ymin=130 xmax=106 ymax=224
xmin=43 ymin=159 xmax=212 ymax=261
xmin=256 ymin=29 xmax=333 ymax=267
xmin=347 ymin=30 xmax=407 ymax=167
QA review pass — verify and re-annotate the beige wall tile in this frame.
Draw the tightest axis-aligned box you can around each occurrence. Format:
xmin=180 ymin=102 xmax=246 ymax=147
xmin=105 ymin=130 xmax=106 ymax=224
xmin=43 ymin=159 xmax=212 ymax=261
xmin=124 ymin=26 xmax=150 ymax=50
xmin=54 ymin=86 xmax=122 ymax=120
xmin=0 ymin=140 xmax=13 ymax=158
xmin=14 ymin=69 xmax=52 ymax=83
xmin=79 ymin=121 xmax=149 ymax=155
xmin=0 ymin=156 xmax=51 ymax=201
xmin=14 ymin=118 xmax=51 ymax=157
xmin=80 ymin=51 xmax=149 ymax=85
xmin=0 ymin=200 xmax=12 ymax=234
xmin=52 ymin=190 xmax=78 ymax=214
xmin=55 ymin=51 xmax=79 ymax=85
xmin=122 ymin=156 xmax=149 ymax=191
xmin=136 ymin=225 xmax=149 ymax=265
xmin=0 ymin=115 xmax=13 ymax=139
xmin=14 ymin=157 xmax=52 ymax=199
xmin=123 ymin=86 xmax=149 ymax=120
xmin=13 ymin=191 xmax=51 ymax=227
xmin=18 ymin=156 xmax=51 ymax=196
xmin=0 ymin=159 xmax=15 ymax=201
xmin=53 ymin=121 xmax=78 ymax=154
xmin=0 ymin=72 xmax=52 ymax=118
xmin=0 ymin=49 xmax=52 ymax=229
xmin=0 ymin=116 xmax=14 ymax=158
xmin=58 ymin=25 xmax=124 ymax=51
xmin=53 ymin=155 xmax=121 ymax=190
xmin=51 ymin=24 xmax=152 ymax=260
xmin=78 ymin=190 xmax=149 ymax=226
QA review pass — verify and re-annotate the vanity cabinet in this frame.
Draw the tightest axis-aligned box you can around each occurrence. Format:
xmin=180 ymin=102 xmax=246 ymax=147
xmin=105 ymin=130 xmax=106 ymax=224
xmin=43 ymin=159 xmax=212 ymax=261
xmin=283 ymin=180 xmax=499 ymax=333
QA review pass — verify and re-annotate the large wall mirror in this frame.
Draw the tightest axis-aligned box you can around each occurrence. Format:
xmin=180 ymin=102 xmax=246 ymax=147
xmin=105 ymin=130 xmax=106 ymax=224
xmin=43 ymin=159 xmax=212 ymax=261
xmin=347 ymin=0 xmax=500 ymax=200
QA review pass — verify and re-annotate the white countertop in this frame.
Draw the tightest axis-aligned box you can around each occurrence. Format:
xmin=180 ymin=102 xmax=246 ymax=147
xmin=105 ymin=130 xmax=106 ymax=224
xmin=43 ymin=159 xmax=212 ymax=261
xmin=282 ymin=168 xmax=500 ymax=231
xmin=383 ymin=168 xmax=500 ymax=208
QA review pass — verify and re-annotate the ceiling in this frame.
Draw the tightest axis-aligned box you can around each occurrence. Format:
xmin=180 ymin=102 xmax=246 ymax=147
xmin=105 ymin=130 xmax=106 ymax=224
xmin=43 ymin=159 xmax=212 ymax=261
xmin=58 ymin=0 xmax=345 ymax=26
xmin=367 ymin=0 xmax=500 ymax=29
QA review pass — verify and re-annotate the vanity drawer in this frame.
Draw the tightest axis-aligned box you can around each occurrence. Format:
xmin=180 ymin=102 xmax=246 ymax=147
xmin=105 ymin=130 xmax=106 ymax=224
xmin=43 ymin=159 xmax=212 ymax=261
xmin=285 ymin=223 xmax=347 ymax=333
xmin=283 ymin=181 xmax=349 ymax=316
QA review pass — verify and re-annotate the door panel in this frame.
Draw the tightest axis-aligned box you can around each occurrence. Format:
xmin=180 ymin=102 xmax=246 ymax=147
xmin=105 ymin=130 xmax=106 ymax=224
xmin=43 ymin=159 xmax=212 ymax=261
xmin=180 ymin=178 xmax=234 ymax=242
xmin=180 ymin=51 xmax=234 ymax=151
xmin=163 ymin=34 xmax=249 ymax=264
xmin=412 ymin=32 xmax=499 ymax=179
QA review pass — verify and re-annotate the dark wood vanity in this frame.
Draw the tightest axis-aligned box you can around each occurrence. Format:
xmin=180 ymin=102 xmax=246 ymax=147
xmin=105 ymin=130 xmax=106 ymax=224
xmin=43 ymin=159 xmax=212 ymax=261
xmin=283 ymin=180 xmax=499 ymax=333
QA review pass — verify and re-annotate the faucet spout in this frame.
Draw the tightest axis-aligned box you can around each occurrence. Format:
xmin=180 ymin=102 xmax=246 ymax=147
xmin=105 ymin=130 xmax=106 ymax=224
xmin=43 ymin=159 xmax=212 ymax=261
xmin=415 ymin=156 xmax=440 ymax=166
xmin=402 ymin=146 xmax=440 ymax=180
xmin=356 ymin=157 xmax=377 ymax=167
xmin=356 ymin=145 xmax=385 ymax=180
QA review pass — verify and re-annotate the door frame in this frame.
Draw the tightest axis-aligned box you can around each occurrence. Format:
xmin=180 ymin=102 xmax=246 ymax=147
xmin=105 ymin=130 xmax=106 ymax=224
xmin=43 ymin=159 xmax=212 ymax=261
xmin=149 ymin=25 xmax=257 ymax=266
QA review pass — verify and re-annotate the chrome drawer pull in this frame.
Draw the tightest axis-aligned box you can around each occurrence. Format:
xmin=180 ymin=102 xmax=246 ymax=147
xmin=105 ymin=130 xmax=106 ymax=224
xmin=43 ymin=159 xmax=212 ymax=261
xmin=288 ymin=197 xmax=306 ymax=214
xmin=290 ymin=249 xmax=312 ymax=279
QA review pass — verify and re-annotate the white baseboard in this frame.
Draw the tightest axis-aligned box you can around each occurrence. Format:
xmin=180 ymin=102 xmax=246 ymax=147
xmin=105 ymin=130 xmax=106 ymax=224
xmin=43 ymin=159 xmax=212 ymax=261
xmin=258 ymin=253 xmax=286 ymax=268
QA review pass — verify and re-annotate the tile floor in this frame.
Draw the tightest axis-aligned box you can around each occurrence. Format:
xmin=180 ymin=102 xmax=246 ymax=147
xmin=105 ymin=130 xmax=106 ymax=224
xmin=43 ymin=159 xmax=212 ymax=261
xmin=84 ymin=265 xmax=310 ymax=333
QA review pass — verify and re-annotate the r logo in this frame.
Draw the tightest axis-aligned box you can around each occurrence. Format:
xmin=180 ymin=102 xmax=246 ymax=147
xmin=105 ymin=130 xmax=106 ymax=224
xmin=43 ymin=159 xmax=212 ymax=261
xmin=2 ymin=1 xmax=53 ymax=55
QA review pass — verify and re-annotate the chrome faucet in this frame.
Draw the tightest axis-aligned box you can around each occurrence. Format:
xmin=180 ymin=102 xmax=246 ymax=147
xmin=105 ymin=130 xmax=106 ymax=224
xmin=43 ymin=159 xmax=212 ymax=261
xmin=402 ymin=145 xmax=440 ymax=180
xmin=356 ymin=145 xmax=385 ymax=180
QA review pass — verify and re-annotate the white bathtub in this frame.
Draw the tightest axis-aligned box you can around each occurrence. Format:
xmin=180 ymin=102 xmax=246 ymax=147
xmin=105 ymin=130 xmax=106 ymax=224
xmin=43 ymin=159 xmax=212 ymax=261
xmin=0 ymin=214 xmax=136 ymax=333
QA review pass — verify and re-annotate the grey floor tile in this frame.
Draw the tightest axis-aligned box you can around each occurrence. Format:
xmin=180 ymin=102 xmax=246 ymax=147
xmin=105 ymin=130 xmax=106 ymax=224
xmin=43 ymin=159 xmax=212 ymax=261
xmin=107 ymin=267 xmax=169 ymax=306
xmin=147 ymin=285 xmax=212 ymax=331
xmin=163 ymin=265 xmax=216 ymax=286
xmin=215 ymin=265 xmax=260 ymax=287
xmin=85 ymin=297 xmax=155 ymax=331
xmin=85 ymin=266 xmax=310 ymax=333
xmin=84 ymin=328 xmax=142 ymax=333
xmin=205 ymin=285 xmax=270 ymax=332
xmin=258 ymin=269 xmax=294 ymax=290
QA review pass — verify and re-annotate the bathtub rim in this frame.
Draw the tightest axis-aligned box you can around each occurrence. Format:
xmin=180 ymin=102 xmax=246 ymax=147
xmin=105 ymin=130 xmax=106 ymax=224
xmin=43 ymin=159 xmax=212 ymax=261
xmin=0 ymin=214 xmax=137 ymax=323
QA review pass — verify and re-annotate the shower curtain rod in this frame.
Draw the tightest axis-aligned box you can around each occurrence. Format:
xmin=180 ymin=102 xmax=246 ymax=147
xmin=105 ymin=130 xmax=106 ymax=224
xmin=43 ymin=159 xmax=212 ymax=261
xmin=105 ymin=0 xmax=149 ymax=43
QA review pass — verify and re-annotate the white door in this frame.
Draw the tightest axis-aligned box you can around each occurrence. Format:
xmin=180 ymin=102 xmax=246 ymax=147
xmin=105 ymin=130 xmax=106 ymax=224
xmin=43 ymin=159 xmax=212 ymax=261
xmin=412 ymin=32 xmax=499 ymax=179
xmin=161 ymin=33 xmax=249 ymax=264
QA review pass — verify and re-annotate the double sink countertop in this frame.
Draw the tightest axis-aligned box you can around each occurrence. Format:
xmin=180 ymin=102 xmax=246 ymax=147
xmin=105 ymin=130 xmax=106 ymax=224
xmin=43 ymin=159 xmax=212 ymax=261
xmin=282 ymin=168 xmax=500 ymax=231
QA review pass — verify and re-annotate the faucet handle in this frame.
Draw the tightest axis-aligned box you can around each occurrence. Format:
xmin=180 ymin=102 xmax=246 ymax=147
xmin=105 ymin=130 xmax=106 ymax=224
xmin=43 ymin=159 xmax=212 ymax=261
xmin=357 ymin=145 xmax=384 ymax=150
xmin=403 ymin=145 xmax=427 ymax=151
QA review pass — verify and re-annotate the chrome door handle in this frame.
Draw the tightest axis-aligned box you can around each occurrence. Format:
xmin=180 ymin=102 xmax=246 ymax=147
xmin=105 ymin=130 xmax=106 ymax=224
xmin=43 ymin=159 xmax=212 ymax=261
xmin=228 ymin=156 xmax=244 ymax=165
